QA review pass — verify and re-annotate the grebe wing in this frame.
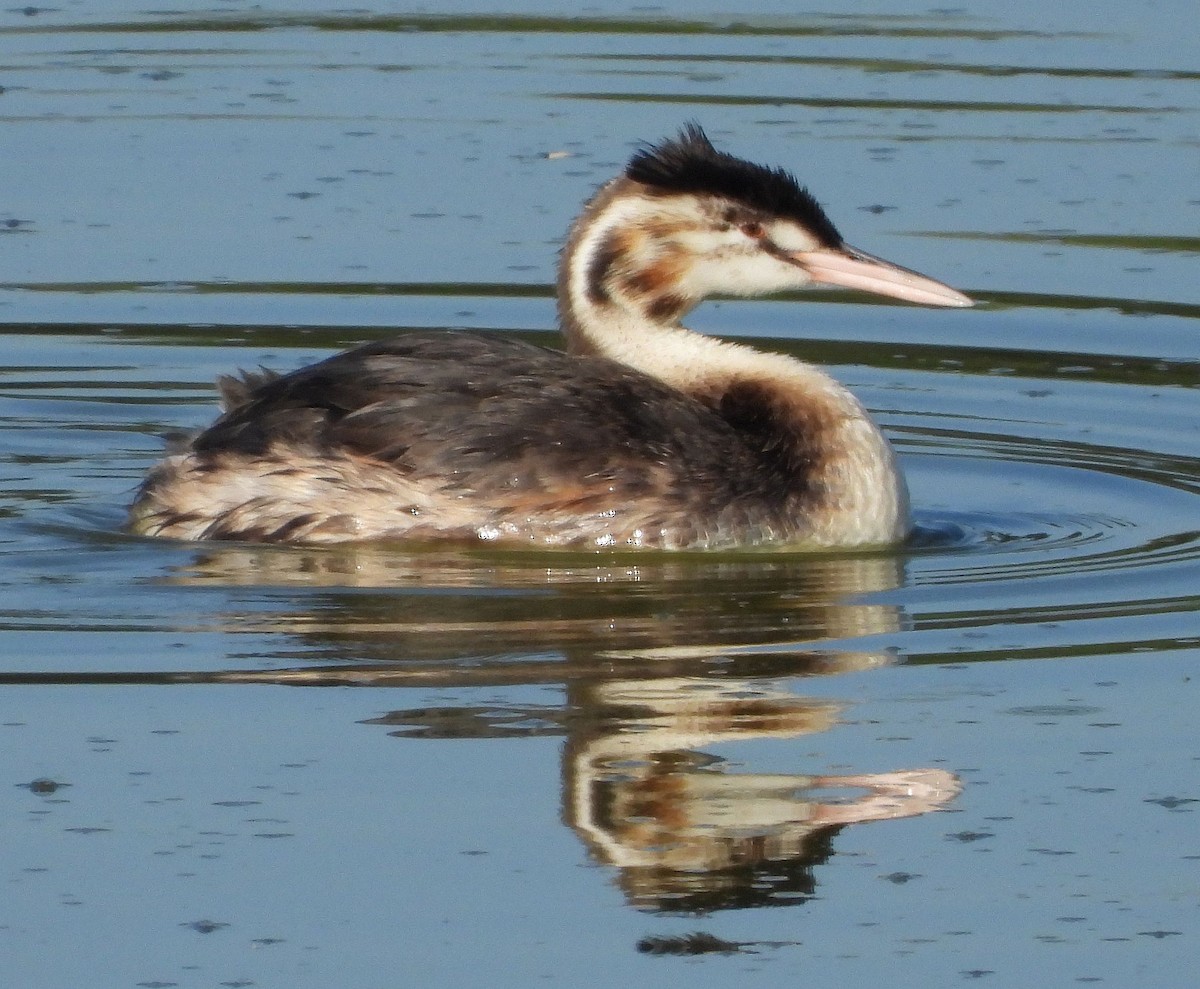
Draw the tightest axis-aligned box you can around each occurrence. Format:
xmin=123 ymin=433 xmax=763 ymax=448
xmin=193 ymin=332 xmax=764 ymax=507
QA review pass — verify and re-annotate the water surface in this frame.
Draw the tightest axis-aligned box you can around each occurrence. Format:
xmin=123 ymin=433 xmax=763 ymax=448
xmin=2 ymin=2 xmax=1198 ymax=987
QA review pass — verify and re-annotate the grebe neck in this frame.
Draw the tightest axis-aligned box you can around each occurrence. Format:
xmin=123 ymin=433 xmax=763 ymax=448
xmin=557 ymin=177 xmax=757 ymax=390
xmin=556 ymin=178 xmax=909 ymax=546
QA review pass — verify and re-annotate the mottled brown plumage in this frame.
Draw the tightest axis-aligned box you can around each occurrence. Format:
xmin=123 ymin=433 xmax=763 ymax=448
xmin=134 ymin=334 xmax=827 ymax=546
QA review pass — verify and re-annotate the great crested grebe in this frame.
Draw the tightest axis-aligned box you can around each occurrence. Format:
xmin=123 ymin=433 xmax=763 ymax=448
xmin=129 ymin=125 xmax=972 ymax=549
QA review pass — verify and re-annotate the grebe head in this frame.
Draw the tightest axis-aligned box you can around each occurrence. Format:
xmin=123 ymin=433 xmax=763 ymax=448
xmin=560 ymin=124 xmax=971 ymax=341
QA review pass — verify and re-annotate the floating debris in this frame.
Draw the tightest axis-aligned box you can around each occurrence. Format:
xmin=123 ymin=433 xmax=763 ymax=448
xmin=637 ymin=932 xmax=747 ymax=956
xmin=21 ymin=777 xmax=68 ymax=794
xmin=182 ymin=919 xmax=229 ymax=935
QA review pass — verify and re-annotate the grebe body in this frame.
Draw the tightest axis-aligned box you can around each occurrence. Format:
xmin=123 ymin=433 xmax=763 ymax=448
xmin=130 ymin=126 xmax=971 ymax=549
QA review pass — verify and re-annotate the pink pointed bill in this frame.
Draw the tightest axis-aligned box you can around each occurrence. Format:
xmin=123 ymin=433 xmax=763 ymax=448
xmin=796 ymin=245 xmax=974 ymax=308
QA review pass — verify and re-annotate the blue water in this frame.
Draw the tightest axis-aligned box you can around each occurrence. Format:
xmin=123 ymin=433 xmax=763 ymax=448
xmin=2 ymin=2 xmax=1198 ymax=987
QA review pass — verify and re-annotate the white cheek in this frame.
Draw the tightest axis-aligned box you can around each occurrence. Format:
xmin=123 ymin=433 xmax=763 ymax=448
xmin=674 ymin=227 xmax=741 ymax=256
xmin=768 ymin=222 xmax=823 ymax=253
xmin=681 ymin=251 xmax=812 ymax=296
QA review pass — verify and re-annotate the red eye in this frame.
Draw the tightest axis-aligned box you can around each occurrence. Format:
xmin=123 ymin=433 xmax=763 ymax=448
xmin=740 ymin=221 xmax=765 ymax=239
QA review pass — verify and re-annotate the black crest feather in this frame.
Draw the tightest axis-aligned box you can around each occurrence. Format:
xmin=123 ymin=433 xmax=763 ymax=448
xmin=625 ymin=123 xmax=843 ymax=247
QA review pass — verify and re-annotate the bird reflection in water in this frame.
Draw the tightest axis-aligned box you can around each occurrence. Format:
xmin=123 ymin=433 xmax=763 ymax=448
xmin=159 ymin=545 xmax=961 ymax=913
xmin=562 ymin=675 xmax=959 ymax=913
